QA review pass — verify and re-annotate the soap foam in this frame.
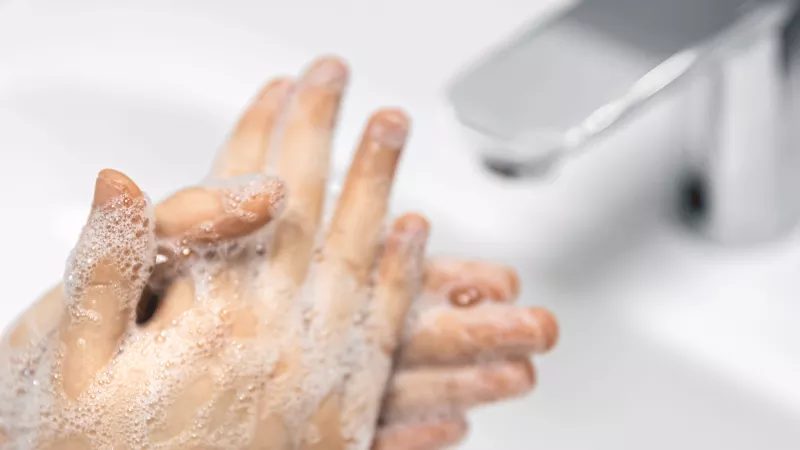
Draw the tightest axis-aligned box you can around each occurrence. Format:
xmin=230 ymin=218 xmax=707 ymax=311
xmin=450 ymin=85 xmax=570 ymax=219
xmin=0 ymin=178 xmax=411 ymax=450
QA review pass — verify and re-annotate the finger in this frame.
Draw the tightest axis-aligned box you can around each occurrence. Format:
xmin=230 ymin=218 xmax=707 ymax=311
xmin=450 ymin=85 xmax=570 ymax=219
xmin=399 ymin=305 xmax=559 ymax=367
xmin=4 ymin=285 xmax=62 ymax=348
xmin=339 ymin=214 xmax=430 ymax=447
xmin=382 ymin=360 xmax=535 ymax=422
xmin=59 ymin=169 xmax=156 ymax=399
xmin=423 ymin=257 xmax=520 ymax=307
xmin=154 ymin=175 xmax=286 ymax=244
xmin=267 ymin=56 xmax=349 ymax=285
xmin=315 ymin=109 xmax=410 ymax=346
xmin=323 ymin=109 xmax=409 ymax=283
xmin=212 ymin=78 xmax=295 ymax=179
xmin=308 ymin=111 xmax=409 ymax=448
xmin=372 ymin=417 xmax=468 ymax=450
xmin=256 ymin=58 xmax=349 ymax=401
xmin=372 ymin=214 xmax=430 ymax=354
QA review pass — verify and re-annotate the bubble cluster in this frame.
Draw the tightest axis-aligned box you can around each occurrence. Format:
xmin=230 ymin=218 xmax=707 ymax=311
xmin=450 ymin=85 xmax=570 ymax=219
xmin=63 ymin=193 xmax=156 ymax=321
xmin=0 ymin=182 xmax=414 ymax=450
xmin=218 ymin=174 xmax=286 ymax=224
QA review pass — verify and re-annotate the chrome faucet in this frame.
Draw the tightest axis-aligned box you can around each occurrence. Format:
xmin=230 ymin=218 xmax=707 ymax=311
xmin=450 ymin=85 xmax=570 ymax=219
xmin=447 ymin=0 xmax=800 ymax=245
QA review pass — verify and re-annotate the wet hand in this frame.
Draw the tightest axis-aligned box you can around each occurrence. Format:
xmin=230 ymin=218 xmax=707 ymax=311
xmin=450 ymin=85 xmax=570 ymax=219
xmin=0 ymin=56 xmax=558 ymax=450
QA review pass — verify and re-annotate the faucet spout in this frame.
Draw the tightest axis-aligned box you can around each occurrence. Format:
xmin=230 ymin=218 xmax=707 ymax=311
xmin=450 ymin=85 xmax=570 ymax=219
xmin=447 ymin=0 xmax=800 ymax=244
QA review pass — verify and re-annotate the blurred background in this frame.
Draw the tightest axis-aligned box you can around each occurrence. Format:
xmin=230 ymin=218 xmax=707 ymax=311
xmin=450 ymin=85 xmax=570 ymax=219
xmin=1 ymin=0 xmax=800 ymax=448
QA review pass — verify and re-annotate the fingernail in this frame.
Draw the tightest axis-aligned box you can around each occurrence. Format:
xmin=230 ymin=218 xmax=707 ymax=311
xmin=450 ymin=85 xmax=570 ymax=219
xmin=530 ymin=307 xmax=559 ymax=351
xmin=303 ymin=56 xmax=350 ymax=89
xmin=93 ymin=169 xmax=142 ymax=208
xmin=393 ymin=214 xmax=430 ymax=252
xmin=395 ymin=212 xmax=429 ymax=235
xmin=259 ymin=78 xmax=295 ymax=103
xmin=369 ymin=108 xmax=410 ymax=149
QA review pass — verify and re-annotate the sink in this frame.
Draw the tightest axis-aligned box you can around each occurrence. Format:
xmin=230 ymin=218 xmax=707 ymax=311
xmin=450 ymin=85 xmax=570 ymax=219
xmin=420 ymin=98 xmax=800 ymax=448
xmin=1 ymin=1 xmax=799 ymax=449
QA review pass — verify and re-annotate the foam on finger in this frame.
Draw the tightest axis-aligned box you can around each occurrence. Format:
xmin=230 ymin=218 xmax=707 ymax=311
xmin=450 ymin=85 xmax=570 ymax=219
xmin=63 ymin=170 xmax=156 ymax=321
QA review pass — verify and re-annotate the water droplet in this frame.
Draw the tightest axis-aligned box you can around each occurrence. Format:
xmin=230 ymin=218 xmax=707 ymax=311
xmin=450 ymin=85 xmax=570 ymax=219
xmin=155 ymin=253 xmax=169 ymax=265
xmin=449 ymin=285 xmax=483 ymax=307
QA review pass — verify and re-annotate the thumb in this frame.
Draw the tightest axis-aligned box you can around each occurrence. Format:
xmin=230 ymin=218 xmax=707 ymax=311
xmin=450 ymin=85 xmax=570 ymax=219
xmin=59 ymin=169 xmax=156 ymax=399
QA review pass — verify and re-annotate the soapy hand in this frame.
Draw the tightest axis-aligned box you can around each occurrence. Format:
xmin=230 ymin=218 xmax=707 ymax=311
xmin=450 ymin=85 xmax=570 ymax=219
xmin=0 ymin=57 xmax=557 ymax=450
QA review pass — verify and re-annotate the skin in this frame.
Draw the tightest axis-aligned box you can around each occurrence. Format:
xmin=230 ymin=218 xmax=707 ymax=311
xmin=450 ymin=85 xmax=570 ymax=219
xmin=0 ymin=56 xmax=558 ymax=450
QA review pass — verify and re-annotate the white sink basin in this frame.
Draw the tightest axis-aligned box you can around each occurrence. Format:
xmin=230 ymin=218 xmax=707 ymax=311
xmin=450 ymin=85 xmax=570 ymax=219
xmin=1 ymin=1 xmax=799 ymax=449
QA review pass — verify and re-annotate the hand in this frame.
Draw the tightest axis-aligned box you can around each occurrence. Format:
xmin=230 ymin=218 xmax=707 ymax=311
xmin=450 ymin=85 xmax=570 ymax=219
xmin=0 ymin=56 xmax=557 ymax=450
xmin=374 ymin=257 xmax=557 ymax=450
xmin=1 ymin=56 xmax=424 ymax=450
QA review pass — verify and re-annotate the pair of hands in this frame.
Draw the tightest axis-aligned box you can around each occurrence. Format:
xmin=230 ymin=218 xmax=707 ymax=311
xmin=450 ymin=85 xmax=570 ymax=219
xmin=0 ymin=57 xmax=557 ymax=450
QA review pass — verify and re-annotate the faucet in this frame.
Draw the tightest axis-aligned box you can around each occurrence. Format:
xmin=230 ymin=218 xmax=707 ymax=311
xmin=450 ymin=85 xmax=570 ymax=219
xmin=447 ymin=0 xmax=800 ymax=245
